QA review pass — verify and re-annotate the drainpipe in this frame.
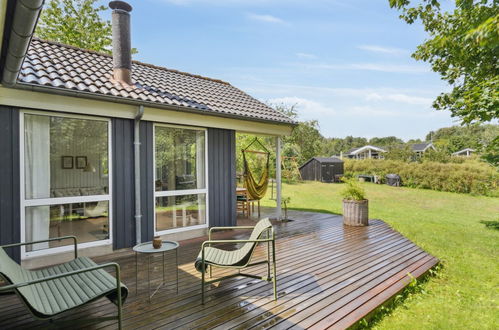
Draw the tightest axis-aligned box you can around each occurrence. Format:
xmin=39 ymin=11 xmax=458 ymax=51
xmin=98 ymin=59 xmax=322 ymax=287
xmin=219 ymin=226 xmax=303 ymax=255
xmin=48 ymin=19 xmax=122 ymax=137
xmin=134 ymin=105 xmax=144 ymax=244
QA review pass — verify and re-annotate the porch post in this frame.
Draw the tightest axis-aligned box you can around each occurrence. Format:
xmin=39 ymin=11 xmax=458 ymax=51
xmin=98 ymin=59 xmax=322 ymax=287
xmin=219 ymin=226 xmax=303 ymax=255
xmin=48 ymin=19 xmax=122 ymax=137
xmin=275 ymin=136 xmax=282 ymax=220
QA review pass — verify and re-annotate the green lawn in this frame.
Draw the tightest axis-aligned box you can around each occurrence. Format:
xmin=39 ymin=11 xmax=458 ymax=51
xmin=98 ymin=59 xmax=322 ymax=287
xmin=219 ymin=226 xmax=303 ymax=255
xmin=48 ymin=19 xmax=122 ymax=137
xmin=261 ymin=181 xmax=499 ymax=329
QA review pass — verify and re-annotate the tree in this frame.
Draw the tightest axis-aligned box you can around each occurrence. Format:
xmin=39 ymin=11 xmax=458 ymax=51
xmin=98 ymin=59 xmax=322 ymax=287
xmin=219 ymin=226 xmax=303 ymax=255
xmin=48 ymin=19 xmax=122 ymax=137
xmin=389 ymin=0 xmax=498 ymax=124
xmin=426 ymin=124 xmax=499 ymax=152
xmin=368 ymin=136 xmax=404 ymax=148
xmin=287 ymin=119 xmax=324 ymax=164
xmin=36 ymin=0 xmax=137 ymax=54
xmin=273 ymin=103 xmax=324 ymax=164
xmin=385 ymin=145 xmax=415 ymax=161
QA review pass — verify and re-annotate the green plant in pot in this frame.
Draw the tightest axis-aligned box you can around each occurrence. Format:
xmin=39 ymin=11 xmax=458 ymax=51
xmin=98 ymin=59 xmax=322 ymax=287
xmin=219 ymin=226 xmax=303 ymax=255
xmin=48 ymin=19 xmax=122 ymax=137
xmin=341 ymin=178 xmax=368 ymax=226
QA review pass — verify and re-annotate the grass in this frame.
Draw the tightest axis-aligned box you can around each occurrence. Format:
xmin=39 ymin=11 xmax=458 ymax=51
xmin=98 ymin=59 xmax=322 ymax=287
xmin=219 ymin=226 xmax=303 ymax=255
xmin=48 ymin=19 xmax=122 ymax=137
xmin=261 ymin=181 xmax=499 ymax=329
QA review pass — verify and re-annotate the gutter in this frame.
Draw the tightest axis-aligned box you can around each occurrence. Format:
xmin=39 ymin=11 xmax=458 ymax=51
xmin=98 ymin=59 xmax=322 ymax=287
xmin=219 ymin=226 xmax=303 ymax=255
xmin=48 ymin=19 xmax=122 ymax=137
xmin=1 ymin=0 xmax=44 ymax=86
xmin=134 ymin=105 xmax=144 ymax=244
xmin=12 ymin=82 xmax=298 ymax=128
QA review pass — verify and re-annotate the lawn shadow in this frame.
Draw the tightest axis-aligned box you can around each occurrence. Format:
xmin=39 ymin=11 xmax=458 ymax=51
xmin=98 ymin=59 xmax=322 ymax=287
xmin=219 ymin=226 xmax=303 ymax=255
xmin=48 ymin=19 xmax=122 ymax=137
xmin=480 ymin=220 xmax=499 ymax=230
xmin=286 ymin=207 xmax=341 ymax=216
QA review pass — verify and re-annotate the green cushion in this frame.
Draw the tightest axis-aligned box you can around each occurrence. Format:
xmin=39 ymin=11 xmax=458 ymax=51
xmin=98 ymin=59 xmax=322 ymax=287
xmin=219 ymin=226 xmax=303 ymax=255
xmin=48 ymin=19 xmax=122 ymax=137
xmin=0 ymin=248 xmax=128 ymax=319
xmin=195 ymin=217 xmax=272 ymax=272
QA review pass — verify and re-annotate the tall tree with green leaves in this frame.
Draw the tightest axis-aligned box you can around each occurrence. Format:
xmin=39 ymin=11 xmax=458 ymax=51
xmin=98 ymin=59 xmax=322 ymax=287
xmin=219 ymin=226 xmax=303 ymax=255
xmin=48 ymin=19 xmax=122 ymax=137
xmin=389 ymin=0 xmax=498 ymax=124
xmin=36 ymin=0 xmax=114 ymax=54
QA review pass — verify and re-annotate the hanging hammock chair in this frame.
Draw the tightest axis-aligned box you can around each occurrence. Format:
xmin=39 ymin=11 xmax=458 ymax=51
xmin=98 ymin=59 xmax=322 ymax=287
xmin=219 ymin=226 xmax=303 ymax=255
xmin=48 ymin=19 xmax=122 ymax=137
xmin=242 ymin=138 xmax=270 ymax=200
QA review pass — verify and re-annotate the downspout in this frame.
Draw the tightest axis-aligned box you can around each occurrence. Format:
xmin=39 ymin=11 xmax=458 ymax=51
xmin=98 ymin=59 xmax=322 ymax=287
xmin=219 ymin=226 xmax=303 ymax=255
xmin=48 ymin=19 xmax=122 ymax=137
xmin=1 ymin=0 xmax=44 ymax=86
xmin=134 ymin=105 xmax=144 ymax=244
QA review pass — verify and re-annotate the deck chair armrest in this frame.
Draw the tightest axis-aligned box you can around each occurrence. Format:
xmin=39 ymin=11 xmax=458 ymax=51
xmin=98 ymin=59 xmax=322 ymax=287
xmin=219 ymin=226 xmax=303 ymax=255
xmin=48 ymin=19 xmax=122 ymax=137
xmin=209 ymin=226 xmax=255 ymax=232
xmin=0 ymin=236 xmax=78 ymax=259
xmin=209 ymin=226 xmax=255 ymax=240
xmin=202 ymin=238 xmax=273 ymax=249
xmin=0 ymin=262 xmax=121 ymax=292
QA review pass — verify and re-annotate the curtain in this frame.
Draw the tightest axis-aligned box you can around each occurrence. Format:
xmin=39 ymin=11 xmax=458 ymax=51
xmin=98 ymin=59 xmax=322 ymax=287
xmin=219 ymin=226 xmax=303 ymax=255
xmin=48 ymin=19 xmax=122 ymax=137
xmin=196 ymin=131 xmax=205 ymax=189
xmin=196 ymin=131 xmax=206 ymax=223
xmin=24 ymin=115 xmax=51 ymax=251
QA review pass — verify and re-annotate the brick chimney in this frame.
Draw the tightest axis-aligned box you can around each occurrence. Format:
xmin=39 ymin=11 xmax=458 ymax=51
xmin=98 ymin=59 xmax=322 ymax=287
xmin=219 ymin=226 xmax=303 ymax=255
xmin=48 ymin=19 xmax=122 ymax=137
xmin=109 ymin=1 xmax=133 ymax=85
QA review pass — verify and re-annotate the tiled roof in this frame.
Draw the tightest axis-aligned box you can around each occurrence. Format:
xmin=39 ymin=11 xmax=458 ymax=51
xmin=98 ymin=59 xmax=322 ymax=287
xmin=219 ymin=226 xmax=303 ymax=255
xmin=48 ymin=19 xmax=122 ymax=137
xmin=18 ymin=39 xmax=294 ymax=124
xmin=411 ymin=143 xmax=432 ymax=151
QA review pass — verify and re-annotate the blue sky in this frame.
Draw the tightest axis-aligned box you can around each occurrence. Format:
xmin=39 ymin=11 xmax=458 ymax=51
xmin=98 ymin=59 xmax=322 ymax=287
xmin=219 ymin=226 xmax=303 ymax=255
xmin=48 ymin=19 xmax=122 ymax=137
xmin=105 ymin=0 xmax=457 ymax=140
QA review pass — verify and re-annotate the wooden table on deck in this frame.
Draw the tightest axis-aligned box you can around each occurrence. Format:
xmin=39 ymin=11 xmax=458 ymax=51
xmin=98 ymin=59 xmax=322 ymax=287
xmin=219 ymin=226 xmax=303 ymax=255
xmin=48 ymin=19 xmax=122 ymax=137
xmin=236 ymin=187 xmax=260 ymax=217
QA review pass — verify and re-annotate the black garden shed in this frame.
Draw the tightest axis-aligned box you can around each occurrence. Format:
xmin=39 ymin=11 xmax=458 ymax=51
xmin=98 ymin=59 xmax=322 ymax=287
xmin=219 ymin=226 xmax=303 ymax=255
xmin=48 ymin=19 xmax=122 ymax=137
xmin=299 ymin=157 xmax=344 ymax=183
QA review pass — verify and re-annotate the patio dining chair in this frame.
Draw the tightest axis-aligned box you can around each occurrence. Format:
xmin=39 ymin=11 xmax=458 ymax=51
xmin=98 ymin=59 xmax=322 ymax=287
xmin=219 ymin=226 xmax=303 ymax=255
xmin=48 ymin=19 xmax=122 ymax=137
xmin=0 ymin=236 xmax=128 ymax=329
xmin=194 ymin=217 xmax=277 ymax=304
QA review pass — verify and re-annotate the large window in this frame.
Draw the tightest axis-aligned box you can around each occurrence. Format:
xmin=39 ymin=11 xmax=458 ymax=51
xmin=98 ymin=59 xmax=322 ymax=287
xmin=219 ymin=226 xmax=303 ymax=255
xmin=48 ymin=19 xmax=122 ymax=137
xmin=21 ymin=112 xmax=111 ymax=256
xmin=154 ymin=125 xmax=207 ymax=233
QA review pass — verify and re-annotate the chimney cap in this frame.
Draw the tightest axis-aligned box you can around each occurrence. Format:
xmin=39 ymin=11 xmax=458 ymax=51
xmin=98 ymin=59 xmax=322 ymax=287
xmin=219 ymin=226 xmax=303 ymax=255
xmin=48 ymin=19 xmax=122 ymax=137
xmin=109 ymin=1 xmax=132 ymax=12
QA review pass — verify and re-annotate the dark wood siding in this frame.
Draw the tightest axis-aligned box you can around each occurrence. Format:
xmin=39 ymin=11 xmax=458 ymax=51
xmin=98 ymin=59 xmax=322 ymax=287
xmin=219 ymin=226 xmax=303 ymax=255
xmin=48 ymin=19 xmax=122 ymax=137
xmin=112 ymin=118 xmax=135 ymax=249
xmin=300 ymin=159 xmax=319 ymax=181
xmin=300 ymin=158 xmax=344 ymax=182
xmin=140 ymin=121 xmax=154 ymax=243
xmin=0 ymin=107 xmax=20 ymax=261
xmin=208 ymin=128 xmax=236 ymax=227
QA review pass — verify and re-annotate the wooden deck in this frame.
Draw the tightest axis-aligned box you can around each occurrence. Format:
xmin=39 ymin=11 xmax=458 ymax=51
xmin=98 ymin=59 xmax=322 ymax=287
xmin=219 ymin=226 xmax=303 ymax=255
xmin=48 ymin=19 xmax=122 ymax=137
xmin=0 ymin=209 xmax=438 ymax=329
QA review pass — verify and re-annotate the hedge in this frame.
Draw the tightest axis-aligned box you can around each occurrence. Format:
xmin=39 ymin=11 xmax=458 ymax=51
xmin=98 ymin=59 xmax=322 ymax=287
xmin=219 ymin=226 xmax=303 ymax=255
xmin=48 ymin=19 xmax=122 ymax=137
xmin=344 ymin=159 xmax=499 ymax=197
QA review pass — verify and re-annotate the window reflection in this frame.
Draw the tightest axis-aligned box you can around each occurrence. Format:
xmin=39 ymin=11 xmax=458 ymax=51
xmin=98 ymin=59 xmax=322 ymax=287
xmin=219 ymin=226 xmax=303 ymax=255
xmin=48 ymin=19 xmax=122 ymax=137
xmin=155 ymin=194 xmax=206 ymax=231
xmin=155 ymin=126 xmax=205 ymax=191
xmin=25 ymin=201 xmax=109 ymax=252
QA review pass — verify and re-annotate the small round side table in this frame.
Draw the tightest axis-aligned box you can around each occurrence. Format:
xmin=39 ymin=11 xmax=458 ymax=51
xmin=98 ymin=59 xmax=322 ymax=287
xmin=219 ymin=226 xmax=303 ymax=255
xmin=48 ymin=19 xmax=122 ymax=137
xmin=133 ymin=240 xmax=179 ymax=301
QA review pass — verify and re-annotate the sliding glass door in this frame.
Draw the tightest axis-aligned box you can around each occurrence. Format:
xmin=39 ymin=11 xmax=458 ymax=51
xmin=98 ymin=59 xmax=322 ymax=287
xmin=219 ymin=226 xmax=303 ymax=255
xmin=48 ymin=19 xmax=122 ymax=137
xmin=21 ymin=111 xmax=112 ymax=256
xmin=154 ymin=124 xmax=208 ymax=234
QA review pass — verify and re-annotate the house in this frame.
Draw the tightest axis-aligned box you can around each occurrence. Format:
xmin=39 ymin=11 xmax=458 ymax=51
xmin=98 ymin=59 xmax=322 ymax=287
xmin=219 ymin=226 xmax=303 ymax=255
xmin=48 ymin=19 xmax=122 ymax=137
xmin=299 ymin=157 xmax=344 ymax=182
xmin=411 ymin=142 xmax=436 ymax=157
xmin=0 ymin=1 xmax=295 ymax=263
xmin=452 ymin=148 xmax=476 ymax=157
xmin=345 ymin=145 xmax=386 ymax=159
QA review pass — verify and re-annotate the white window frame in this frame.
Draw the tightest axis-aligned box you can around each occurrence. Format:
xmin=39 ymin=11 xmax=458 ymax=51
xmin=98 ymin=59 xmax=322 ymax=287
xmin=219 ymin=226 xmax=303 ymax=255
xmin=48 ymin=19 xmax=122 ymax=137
xmin=19 ymin=110 xmax=113 ymax=259
xmin=153 ymin=123 xmax=209 ymax=236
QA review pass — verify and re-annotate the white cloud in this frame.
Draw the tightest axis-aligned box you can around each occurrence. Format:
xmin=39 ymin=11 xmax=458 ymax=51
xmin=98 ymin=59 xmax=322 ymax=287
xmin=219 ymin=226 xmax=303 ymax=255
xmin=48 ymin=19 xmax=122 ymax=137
xmin=243 ymin=82 xmax=439 ymax=107
xmin=348 ymin=106 xmax=403 ymax=117
xmin=286 ymin=62 xmax=429 ymax=73
xmin=365 ymin=92 xmax=433 ymax=106
xmin=296 ymin=52 xmax=318 ymax=60
xmin=357 ymin=45 xmax=408 ymax=55
xmin=269 ymin=96 xmax=335 ymax=118
xmin=350 ymin=63 xmax=428 ymax=73
xmin=247 ymin=13 xmax=285 ymax=24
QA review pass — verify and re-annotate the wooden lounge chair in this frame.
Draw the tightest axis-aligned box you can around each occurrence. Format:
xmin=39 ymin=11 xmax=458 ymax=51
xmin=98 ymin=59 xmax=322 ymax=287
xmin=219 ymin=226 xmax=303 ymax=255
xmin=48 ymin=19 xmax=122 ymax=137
xmin=0 ymin=236 xmax=128 ymax=329
xmin=194 ymin=217 xmax=277 ymax=304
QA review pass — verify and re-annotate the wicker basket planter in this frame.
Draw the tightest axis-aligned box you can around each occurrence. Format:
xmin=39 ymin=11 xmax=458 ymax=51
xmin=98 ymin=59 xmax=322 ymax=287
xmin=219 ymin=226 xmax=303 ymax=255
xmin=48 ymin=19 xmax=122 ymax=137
xmin=343 ymin=199 xmax=369 ymax=226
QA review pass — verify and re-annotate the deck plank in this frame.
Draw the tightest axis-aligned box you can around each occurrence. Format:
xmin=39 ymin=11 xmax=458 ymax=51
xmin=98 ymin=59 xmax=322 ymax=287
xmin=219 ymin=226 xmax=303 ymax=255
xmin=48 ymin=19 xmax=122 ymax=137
xmin=0 ymin=209 xmax=438 ymax=329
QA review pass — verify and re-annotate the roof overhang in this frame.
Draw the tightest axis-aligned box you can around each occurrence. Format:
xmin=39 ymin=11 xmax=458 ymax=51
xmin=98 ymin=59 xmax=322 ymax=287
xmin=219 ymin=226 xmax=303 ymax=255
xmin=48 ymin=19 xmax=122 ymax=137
xmin=413 ymin=143 xmax=435 ymax=152
xmin=350 ymin=145 xmax=387 ymax=155
xmin=452 ymin=148 xmax=475 ymax=155
xmin=0 ymin=85 xmax=295 ymax=136
xmin=0 ymin=0 xmax=43 ymax=86
xmin=0 ymin=0 xmax=15 ymax=78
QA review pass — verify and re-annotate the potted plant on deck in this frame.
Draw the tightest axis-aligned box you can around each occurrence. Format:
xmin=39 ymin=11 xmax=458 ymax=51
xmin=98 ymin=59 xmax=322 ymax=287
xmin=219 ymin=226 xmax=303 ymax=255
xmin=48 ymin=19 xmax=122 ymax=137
xmin=341 ymin=178 xmax=369 ymax=226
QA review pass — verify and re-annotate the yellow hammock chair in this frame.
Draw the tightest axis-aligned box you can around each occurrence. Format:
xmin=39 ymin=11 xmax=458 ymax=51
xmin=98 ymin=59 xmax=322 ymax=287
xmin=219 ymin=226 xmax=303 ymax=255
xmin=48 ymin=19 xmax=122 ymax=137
xmin=242 ymin=138 xmax=270 ymax=200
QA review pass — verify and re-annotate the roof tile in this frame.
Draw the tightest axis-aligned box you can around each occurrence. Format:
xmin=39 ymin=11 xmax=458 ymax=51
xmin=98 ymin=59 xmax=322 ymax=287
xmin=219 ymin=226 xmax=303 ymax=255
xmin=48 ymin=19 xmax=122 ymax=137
xmin=18 ymin=39 xmax=294 ymax=124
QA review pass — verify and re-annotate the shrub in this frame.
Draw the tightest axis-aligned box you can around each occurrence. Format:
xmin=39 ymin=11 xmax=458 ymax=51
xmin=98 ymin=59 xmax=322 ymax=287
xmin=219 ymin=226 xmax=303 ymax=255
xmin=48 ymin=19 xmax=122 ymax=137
xmin=344 ymin=159 xmax=499 ymax=197
xmin=341 ymin=178 xmax=367 ymax=201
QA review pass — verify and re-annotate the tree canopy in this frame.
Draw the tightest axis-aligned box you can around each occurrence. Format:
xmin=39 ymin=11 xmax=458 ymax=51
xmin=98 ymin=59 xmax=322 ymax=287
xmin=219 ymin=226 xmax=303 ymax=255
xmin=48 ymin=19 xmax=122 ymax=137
xmin=36 ymin=0 xmax=137 ymax=54
xmin=389 ymin=0 xmax=498 ymax=124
